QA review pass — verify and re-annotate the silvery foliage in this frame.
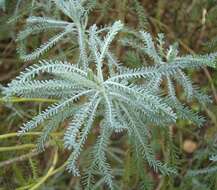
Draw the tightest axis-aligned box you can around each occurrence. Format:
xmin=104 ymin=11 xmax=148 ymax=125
xmin=3 ymin=0 xmax=217 ymax=189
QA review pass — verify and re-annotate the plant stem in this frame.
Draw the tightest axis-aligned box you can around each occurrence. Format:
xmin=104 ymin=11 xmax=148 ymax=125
xmin=29 ymin=149 xmax=59 ymax=190
xmin=0 ymin=132 xmax=63 ymax=140
xmin=0 ymin=132 xmax=42 ymax=139
xmin=0 ymin=149 xmax=40 ymax=168
xmin=17 ymin=160 xmax=68 ymax=190
xmin=0 ymin=97 xmax=57 ymax=103
xmin=0 ymin=144 xmax=36 ymax=152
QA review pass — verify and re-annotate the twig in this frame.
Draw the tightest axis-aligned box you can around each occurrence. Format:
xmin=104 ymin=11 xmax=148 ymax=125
xmin=155 ymin=176 xmax=164 ymax=190
xmin=0 ymin=149 xmax=40 ymax=168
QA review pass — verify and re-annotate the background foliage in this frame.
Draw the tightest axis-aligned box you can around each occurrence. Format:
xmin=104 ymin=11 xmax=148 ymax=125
xmin=0 ymin=0 xmax=217 ymax=189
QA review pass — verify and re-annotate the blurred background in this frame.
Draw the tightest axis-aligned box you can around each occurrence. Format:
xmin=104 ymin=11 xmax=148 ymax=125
xmin=0 ymin=0 xmax=217 ymax=189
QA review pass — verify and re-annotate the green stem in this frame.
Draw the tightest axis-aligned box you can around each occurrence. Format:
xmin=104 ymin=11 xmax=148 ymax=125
xmin=0 ymin=144 xmax=36 ymax=152
xmin=16 ymin=160 xmax=67 ymax=190
xmin=0 ymin=132 xmax=63 ymax=140
xmin=29 ymin=149 xmax=59 ymax=190
xmin=0 ymin=97 xmax=57 ymax=103
xmin=0 ymin=132 xmax=42 ymax=139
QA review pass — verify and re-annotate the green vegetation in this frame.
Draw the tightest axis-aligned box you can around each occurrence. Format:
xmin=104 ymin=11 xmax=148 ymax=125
xmin=0 ymin=0 xmax=217 ymax=189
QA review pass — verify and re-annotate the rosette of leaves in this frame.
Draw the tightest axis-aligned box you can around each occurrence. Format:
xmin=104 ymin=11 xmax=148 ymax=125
xmin=3 ymin=0 xmax=217 ymax=189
